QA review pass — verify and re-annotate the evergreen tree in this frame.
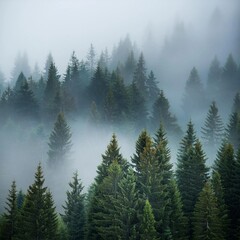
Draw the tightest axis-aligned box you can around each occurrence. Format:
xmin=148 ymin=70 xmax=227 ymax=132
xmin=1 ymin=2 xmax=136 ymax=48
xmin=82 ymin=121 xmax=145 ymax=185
xmin=182 ymin=67 xmax=206 ymax=116
xmin=96 ymin=133 xmax=128 ymax=184
xmin=146 ymin=70 xmax=159 ymax=109
xmin=207 ymin=56 xmax=222 ymax=100
xmin=122 ymin=50 xmax=136 ymax=85
xmin=201 ymin=101 xmax=224 ymax=163
xmin=128 ymin=82 xmax=147 ymax=133
xmin=47 ymin=112 xmax=72 ymax=166
xmin=192 ymin=182 xmax=224 ymax=240
xmin=232 ymin=92 xmax=240 ymax=113
xmin=43 ymin=53 xmax=54 ymax=81
xmin=133 ymin=53 xmax=148 ymax=100
xmin=213 ymin=142 xmax=238 ymax=239
xmin=62 ymin=171 xmax=85 ymax=240
xmin=16 ymin=190 xmax=25 ymax=209
xmin=139 ymin=199 xmax=158 ymax=240
xmin=151 ymin=90 xmax=182 ymax=139
xmin=226 ymin=111 xmax=240 ymax=150
xmin=14 ymin=81 xmax=39 ymax=119
xmin=14 ymin=72 xmax=27 ymax=91
xmin=3 ymin=181 xmax=18 ymax=239
xmin=20 ymin=164 xmax=58 ymax=239
xmin=176 ymin=122 xmax=209 ymax=237
xmin=86 ymin=43 xmax=97 ymax=78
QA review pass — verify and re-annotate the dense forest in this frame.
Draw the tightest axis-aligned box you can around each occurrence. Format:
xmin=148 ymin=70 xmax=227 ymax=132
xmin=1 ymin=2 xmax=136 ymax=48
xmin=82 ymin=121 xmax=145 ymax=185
xmin=0 ymin=0 xmax=240 ymax=239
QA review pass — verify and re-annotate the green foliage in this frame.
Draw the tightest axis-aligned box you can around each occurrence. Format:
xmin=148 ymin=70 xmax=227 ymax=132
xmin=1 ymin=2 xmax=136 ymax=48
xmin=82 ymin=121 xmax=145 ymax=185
xmin=20 ymin=164 xmax=58 ymax=239
xmin=62 ymin=171 xmax=85 ymax=240
xmin=139 ymin=199 xmax=158 ymax=240
xmin=47 ymin=112 xmax=72 ymax=166
xmin=193 ymin=182 xmax=224 ymax=240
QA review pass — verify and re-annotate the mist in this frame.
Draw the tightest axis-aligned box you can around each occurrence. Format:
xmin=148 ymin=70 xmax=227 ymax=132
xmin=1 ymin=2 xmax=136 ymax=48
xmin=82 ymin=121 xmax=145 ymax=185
xmin=0 ymin=0 xmax=240 ymax=214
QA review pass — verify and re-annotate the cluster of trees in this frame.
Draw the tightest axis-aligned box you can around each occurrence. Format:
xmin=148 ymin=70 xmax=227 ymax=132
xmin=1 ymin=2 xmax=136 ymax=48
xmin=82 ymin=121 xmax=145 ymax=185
xmin=1 ymin=122 xmax=240 ymax=239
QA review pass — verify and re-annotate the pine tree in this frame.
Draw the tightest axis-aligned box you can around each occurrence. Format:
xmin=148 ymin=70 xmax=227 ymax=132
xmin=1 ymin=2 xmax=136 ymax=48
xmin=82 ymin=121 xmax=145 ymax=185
xmin=182 ymin=67 xmax=206 ymax=116
xmin=232 ymin=92 xmax=240 ymax=113
xmin=62 ymin=171 xmax=85 ymax=240
xmin=133 ymin=52 xmax=148 ymax=100
xmin=192 ymin=182 xmax=224 ymax=240
xmin=14 ymin=72 xmax=27 ymax=91
xmin=151 ymin=90 xmax=182 ymax=139
xmin=206 ymin=56 xmax=222 ymax=100
xmin=96 ymin=133 xmax=128 ymax=185
xmin=213 ymin=142 xmax=237 ymax=239
xmin=86 ymin=43 xmax=97 ymax=78
xmin=47 ymin=112 xmax=72 ymax=166
xmin=146 ymin=70 xmax=159 ymax=109
xmin=122 ymin=50 xmax=136 ymax=85
xmin=3 ymin=181 xmax=18 ymax=239
xmin=20 ymin=164 xmax=58 ymax=239
xmin=226 ymin=111 xmax=240 ymax=150
xmin=201 ymin=101 xmax=224 ymax=163
xmin=14 ymin=81 xmax=39 ymax=119
xmin=43 ymin=53 xmax=54 ymax=81
xmin=139 ymin=199 xmax=158 ymax=240
xmin=176 ymin=122 xmax=209 ymax=237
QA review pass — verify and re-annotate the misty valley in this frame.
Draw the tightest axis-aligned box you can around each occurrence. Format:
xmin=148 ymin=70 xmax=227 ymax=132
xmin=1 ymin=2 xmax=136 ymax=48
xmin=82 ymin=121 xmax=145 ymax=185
xmin=0 ymin=0 xmax=240 ymax=239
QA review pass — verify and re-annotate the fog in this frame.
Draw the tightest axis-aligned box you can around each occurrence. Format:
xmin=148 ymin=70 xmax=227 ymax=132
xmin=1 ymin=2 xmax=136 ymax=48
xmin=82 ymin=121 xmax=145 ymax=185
xmin=0 ymin=0 xmax=239 ymax=211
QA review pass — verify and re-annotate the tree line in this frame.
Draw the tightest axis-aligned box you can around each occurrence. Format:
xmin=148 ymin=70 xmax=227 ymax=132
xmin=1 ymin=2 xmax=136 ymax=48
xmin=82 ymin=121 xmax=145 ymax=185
xmin=1 ymin=121 xmax=240 ymax=239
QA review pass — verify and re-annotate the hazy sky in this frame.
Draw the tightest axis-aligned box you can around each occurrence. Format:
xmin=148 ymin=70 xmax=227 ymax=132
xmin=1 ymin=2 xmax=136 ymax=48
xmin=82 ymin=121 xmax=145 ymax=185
xmin=0 ymin=0 xmax=239 ymax=79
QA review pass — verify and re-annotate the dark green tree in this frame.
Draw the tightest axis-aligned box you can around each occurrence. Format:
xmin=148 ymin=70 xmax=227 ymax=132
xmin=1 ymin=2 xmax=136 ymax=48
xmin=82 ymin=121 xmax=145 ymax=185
xmin=43 ymin=52 xmax=54 ymax=81
xmin=14 ymin=72 xmax=27 ymax=91
xmin=2 ymin=181 xmax=18 ymax=240
xmin=201 ymin=101 xmax=224 ymax=164
xmin=62 ymin=171 xmax=85 ymax=240
xmin=232 ymin=92 xmax=240 ymax=113
xmin=213 ymin=142 xmax=238 ymax=239
xmin=47 ymin=112 xmax=72 ymax=166
xmin=151 ymin=90 xmax=182 ymax=139
xmin=20 ymin=164 xmax=58 ymax=239
xmin=176 ymin=122 xmax=209 ymax=237
xmin=146 ymin=70 xmax=159 ymax=109
xmin=139 ymin=199 xmax=158 ymax=240
xmin=133 ymin=52 xmax=148 ymax=100
xmin=122 ymin=50 xmax=136 ymax=85
xmin=192 ymin=182 xmax=224 ymax=240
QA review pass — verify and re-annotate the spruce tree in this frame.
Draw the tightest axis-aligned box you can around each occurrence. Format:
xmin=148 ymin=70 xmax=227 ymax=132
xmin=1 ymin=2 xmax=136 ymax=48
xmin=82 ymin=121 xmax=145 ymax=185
xmin=151 ymin=90 xmax=182 ymax=139
xmin=232 ymin=92 xmax=240 ymax=113
xmin=182 ymin=67 xmax=206 ymax=116
xmin=20 ymin=164 xmax=58 ymax=239
xmin=14 ymin=72 xmax=27 ymax=91
xmin=139 ymin=199 xmax=158 ymax=240
xmin=47 ymin=112 xmax=72 ymax=166
xmin=192 ymin=182 xmax=224 ymax=240
xmin=213 ymin=142 xmax=237 ymax=239
xmin=3 ymin=181 xmax=18 ymax=239
xmin=201 ymin=101 xmax=224 ymax=148
xmin=176 ymin=122 xmax=209 ymax=237
xmin=133 ymin=52 xmax=148 ymax=100
xmin=146 ymin=70 xmax=159 ymax=109
xmin=62 ymin=171 xmax=85 ymax=240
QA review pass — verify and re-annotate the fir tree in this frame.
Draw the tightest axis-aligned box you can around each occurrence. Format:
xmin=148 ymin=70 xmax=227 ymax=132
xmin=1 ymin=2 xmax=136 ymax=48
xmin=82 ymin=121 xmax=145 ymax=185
xmin=176 ymin=122 xmax=209 ymax=237
xmin=3 ymin=181 xmax=18 ymax=239
xmin=139 ymin=199 xmax=158 ymax=240
xmin=182 ymin=67 xmax=206 ymax=116
xmin=62 ymin=171 xmax=85 ymax=240
xmin=14 ymin=72 xmax=27 ymax=91
xmin=43 ymin=53 xmax=54 ymax=81
xmin=86 ymin=43 xmax=97 ymax=78
xmin=151 ymin=90 xmax=182 ymax=139
xmin=146 ymin=70 xmax=159 ymax=109
xmin=213 ymin=142 xmax=238 ymax=239
xmin=47 ymin=112 xmax=72 ymax=166
xmin=192 ymin=182 xmax=224 ymax=240
xmin=133 ymin=52 xmax=148 ymax=100
xmin=232 ymin=92 xmax=240 ymax=113
xmin=201 ymin=101 xmax=224 ymax=163
xmin=21 ymin=164 xmax=58 ymax=239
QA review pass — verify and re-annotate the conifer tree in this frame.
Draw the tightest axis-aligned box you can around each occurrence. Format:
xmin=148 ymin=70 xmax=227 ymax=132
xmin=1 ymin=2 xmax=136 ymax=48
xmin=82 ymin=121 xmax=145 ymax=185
xmin=232 ymin=92 xmax=240 ymax=113
xmin=182 ymin=67 xmax=206 ymax=116
xmin=213 ymin=142 xmax=237 ymax=239
xmin=62 ymin=171 xmax=85 ymax=240
xmin=43 ymin=53 xmax=54 ymax=81
xmin=146 ymin=70 xmax=159 ymax=109
xmin=133 ymin=53 xmax=148 ymax=100
xmin=176 ymin=122 xmax=209 ymax=237
xmin=192 ymin=182 xmax=224 ymax=240
xmin=226 ymin=111 xmax=240 ymax=150
xmin=139 ymin=199 xmax=158 ymax=240
xmin=201 ymin=101 xmax=224 ymax=149
xmin=14 ymin=72 xmax=27 ymax=91
xmin=21 ymin=164 xmax=58 ymax=239
xmin=151 ymin=90 xmax=182 ymax=138
xmin=122 ymin=50 xmax=136 ymax=85
xmin=3 ymin=181 xmax=18 ymax=239
xmin=47 ymin=112 xmax=72 ymax=166
xmin=206 ymin=56 xmax=222 ymax=100
xmin=86 ymin=43 xmax=97 ymax=78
